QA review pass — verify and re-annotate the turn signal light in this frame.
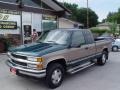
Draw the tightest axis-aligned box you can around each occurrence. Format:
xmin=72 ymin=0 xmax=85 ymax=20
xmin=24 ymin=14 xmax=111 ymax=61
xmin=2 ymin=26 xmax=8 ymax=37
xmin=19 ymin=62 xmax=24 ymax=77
xmin=37 ymin=64 xmax=43 ymax=69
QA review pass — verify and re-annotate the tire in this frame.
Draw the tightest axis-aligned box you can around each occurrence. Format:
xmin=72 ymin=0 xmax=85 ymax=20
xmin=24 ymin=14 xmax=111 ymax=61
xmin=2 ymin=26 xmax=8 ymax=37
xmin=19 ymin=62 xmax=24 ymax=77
xmin=112 ymin=46 xmax=118 ymax=52
xmin=97 ymin=51 xmax=108 ymax=65
xmin=46 ymin=63 xmax=65 ymax=89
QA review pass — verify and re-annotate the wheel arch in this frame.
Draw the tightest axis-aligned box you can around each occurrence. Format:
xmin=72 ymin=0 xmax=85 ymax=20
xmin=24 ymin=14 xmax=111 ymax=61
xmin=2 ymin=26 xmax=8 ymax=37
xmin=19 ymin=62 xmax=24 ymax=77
xmin=103 ymin=48 xmax=109 ymax=53
xmin=112 ymin=45 xmax=119 ymax=48
xmin=112 ymin=45 xmax=119 ymax=51
xmin=46 ymin=58 xmax=67 ymax=72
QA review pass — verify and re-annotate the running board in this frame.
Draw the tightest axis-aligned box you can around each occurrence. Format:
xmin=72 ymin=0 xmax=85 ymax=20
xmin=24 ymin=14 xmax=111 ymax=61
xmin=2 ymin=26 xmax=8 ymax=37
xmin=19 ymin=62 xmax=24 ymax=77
xmin=67 ymin=62 xmax=95 ymax=74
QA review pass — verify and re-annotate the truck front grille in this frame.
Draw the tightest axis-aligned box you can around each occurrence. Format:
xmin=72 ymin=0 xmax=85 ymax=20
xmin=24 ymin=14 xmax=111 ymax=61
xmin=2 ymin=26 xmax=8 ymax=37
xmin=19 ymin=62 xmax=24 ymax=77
xmin=12 ymin=59 xmax=27 ymax=66
xmin=11 ymin=53 xmax=27 ymax=60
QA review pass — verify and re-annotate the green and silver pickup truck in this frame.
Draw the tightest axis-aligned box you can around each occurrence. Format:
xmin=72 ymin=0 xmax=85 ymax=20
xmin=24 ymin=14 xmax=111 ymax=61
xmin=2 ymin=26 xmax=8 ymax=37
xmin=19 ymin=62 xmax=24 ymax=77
xmin=7 ymin=29 xmax=111 ymax=89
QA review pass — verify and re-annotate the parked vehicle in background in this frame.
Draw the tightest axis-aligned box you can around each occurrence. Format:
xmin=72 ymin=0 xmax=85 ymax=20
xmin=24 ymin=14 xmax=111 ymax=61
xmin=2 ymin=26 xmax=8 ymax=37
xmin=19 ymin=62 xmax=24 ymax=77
xmin=7 ymin=29 xmax=111 ymax=89
xmin=112 ymin=39 xmax=120 ymax=51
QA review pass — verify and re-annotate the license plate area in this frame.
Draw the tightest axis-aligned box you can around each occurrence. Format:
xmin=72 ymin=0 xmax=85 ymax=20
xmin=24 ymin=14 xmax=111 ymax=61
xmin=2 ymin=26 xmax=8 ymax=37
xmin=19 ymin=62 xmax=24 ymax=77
xmin=10 ymin=68 xmax=16 ymax=75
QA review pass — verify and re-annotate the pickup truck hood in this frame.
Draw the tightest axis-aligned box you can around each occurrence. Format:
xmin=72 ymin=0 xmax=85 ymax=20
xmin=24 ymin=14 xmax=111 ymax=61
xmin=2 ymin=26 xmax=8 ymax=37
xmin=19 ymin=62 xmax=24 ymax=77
xmin=9 ymin=43 xmax=67 ymax=56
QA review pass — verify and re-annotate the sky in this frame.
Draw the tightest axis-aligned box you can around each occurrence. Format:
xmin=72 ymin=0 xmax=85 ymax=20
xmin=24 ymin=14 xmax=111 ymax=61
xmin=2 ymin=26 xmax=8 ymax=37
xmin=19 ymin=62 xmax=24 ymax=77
xmin=58 ymin=0 xmax=120 ymax=22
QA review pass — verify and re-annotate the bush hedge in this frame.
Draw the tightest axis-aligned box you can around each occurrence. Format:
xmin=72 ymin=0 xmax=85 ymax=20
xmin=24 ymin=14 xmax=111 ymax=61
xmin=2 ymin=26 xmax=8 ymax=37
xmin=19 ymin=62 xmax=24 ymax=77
xmin=90 ymin=28 xmax=109 ymax=36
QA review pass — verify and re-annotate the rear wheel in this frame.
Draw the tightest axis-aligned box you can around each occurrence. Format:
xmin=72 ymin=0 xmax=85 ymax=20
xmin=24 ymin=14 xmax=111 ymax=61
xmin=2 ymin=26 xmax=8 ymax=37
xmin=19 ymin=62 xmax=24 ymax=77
xmin=97 ymin=51 xmax=108 ymax=65
xmin=46 ymin=63 xmax=65 ymax=89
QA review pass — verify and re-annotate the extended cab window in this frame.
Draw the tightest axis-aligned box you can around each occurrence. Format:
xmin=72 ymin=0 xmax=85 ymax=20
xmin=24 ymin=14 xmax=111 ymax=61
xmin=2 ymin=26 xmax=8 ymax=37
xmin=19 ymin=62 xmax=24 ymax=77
xmin=83 ymin=30 xmax=94 ymax=44
xmin=71 ymin=31 xmax=85 ymax=47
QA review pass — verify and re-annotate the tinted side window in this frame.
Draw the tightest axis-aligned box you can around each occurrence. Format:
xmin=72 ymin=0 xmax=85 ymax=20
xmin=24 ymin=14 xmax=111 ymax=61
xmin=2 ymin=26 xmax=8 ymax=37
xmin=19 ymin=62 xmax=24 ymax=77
xmin=71 ymin=31 xmax=85 ymax=46
xmin=83 ymin=30 xmax=94 ymax=44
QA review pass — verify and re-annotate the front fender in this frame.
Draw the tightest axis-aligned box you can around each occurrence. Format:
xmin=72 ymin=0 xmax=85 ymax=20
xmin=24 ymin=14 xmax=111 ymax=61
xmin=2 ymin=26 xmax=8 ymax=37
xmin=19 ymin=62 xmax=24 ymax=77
xmin=44 ymin=56 xmax=66 ymax=68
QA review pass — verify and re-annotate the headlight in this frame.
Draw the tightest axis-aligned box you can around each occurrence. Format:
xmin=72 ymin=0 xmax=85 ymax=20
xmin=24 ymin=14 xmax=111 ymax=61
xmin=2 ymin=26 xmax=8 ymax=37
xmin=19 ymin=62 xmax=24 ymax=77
xmin=28 ymin=57 xmax=44 ymax=62
xmin=27 ymin=57 xmax=44 ymax=62
xmin=27 ymin=57 xmax=44 ymax=69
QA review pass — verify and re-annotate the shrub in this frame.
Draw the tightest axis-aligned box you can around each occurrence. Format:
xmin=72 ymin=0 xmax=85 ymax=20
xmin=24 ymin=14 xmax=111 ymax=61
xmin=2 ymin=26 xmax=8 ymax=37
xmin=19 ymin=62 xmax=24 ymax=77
xmin=90 ymin=28 xmax=109 ymax=36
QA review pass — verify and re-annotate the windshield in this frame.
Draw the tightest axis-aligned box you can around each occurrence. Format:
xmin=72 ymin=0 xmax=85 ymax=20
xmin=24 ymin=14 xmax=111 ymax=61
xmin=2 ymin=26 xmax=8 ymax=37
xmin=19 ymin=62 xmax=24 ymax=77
xmin=37 ymin=30 xmax=71 ymax=45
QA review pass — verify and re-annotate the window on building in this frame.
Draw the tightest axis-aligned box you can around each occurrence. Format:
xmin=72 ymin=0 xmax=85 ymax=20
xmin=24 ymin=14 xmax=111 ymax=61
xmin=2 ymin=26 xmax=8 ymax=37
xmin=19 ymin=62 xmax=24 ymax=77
xmin=42 ymin=15 xmax=57 ymax=31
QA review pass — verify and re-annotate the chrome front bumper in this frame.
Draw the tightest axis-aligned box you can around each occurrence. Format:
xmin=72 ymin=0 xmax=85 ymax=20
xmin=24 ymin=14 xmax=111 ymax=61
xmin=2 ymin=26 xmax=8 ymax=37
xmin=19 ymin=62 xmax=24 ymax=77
xmin=6 ymin=60 xmax=46 ymax=78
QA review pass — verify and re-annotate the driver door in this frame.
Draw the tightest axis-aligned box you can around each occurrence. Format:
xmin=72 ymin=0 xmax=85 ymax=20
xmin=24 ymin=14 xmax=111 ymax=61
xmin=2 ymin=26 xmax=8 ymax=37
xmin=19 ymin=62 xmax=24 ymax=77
xmin=67 ymin=31 xmax=90 ymax=64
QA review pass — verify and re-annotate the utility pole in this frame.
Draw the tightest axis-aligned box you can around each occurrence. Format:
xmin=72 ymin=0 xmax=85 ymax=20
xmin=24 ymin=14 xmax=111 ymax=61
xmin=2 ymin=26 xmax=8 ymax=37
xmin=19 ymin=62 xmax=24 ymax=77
xmin=87 ymin=0 xmax=89 ymax=29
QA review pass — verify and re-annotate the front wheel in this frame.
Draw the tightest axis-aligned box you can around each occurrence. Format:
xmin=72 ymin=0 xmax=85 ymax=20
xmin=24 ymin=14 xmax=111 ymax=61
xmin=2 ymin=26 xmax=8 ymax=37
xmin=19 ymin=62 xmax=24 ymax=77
xmin=46 ymin=63 xmax=65 ymax=89
xmin=112 ymin=46 xmax=118 ymax=52
xmin=97 ymin=51 xmax=108 ymax=65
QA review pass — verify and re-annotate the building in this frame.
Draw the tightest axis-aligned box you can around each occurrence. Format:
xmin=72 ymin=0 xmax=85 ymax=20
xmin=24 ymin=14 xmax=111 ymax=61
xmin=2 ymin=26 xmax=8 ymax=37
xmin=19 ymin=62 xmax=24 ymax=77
xmin=59 ymin=18 xmax=84 ymax=29
xmin=0 ymin=0 xmax=71 ymax=52
xmin=96 ymin=23 xmax=111 ymax=30
xmin=96 ymin=22 xmax=120 ymax=31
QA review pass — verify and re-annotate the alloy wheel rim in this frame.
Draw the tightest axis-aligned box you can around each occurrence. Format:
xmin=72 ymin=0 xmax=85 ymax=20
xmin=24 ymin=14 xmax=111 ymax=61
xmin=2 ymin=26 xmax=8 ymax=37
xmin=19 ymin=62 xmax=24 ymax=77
xmin=113 ymin=47 xmax=118 ymax=51
xmin=51 ymin=69 xmax=62 ymax=85
xmin=102 ymin=54 xmax=106 ymax=63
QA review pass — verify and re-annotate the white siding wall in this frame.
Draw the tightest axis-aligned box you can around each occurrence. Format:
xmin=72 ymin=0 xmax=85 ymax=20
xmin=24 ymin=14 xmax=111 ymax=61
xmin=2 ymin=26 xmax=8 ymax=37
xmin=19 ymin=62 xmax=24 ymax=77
xmin=32 ymin=13 xmax=42 ymax=32
xmin=59 ymin=18 xmax=74 ymax=28
xmin=22 ymin=12 xmax=32 ymax=26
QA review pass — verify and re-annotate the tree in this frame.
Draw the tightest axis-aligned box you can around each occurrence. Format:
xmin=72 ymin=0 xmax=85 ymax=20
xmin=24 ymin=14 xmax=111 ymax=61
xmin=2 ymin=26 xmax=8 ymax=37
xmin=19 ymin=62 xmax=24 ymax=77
xmin=109 ymin=22 xmax=117 ymax=36
xmin=63 ymin=2 xmax=78 ymax=21
xmin=106 ymin=8 xmax=120 ymax=35
xmin=102 ymin=19 xmax=107 ymax=23
xmin=64 ymin=3 xmax=98 ymax=28
xmin=77 ymin=8 xmax=98 ymax=28
xmin=107 ymin=9 xmax=120 ymax=24
xmin=118 ymin=8 xmax=120 ymax=13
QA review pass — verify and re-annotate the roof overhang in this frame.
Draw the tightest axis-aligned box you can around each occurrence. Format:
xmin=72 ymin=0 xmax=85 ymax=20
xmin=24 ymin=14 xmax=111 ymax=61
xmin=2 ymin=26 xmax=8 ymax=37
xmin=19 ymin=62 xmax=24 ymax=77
xmin=59 ymin=18 xmax=84 ymax=26
xmin=41 ymin=0 xmax=71 ymax=16
xmin=0 ymin=0 xmax=71 ymax=17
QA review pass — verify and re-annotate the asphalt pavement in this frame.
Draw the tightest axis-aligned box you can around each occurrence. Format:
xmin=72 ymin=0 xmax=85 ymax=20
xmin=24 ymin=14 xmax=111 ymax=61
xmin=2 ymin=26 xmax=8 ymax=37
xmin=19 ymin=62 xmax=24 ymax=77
xmin=0 ymin=52 xmax=120 ymax=90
